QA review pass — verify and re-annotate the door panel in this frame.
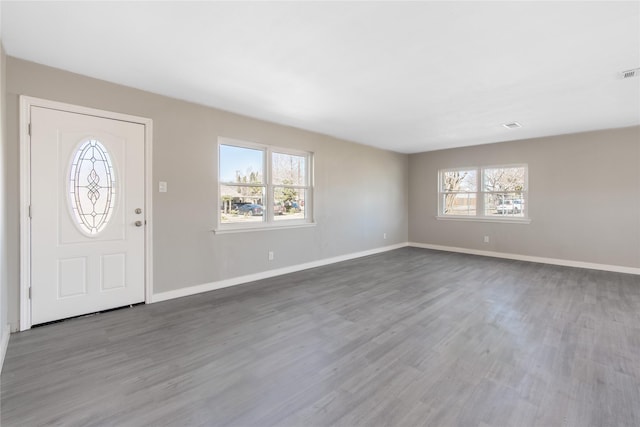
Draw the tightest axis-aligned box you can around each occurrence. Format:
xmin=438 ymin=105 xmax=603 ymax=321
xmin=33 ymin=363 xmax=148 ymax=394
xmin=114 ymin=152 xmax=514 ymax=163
xmin=30 ymin=106 xmax=145 ymax=325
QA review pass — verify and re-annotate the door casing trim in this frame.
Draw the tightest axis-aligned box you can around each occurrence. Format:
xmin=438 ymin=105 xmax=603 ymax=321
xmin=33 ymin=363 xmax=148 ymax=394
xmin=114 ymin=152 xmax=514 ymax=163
xmin=19 ymin=96 xmax=153 ymax=331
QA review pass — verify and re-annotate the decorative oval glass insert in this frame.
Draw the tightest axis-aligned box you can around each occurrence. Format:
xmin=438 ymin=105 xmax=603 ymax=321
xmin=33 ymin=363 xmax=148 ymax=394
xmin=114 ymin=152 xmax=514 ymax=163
xmin=68 ymin=139 xmax=117 ymax=235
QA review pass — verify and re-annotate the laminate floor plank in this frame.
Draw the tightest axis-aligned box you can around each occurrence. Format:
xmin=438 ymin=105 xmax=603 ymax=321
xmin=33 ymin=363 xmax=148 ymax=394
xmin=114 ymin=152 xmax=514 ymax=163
xmin=2 ymin=247 xmax=639 ymax=426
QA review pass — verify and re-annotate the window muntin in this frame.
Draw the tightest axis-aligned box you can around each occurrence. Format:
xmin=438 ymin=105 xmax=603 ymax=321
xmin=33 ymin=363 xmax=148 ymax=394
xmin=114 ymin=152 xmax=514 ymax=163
xmin=218 ymin=138 xmax=313 ymax=229
xmin=438 ymin=165 xmax=527 ymax=220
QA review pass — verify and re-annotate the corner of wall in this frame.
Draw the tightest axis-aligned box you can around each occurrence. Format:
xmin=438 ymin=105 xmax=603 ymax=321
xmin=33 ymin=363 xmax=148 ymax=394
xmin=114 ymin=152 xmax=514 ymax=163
xmin=1 ymin=13 xmax=11 ymax=371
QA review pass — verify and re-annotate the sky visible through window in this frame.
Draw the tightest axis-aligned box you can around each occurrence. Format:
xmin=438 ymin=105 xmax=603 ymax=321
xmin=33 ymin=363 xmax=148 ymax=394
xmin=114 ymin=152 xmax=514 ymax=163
xmin=219 ymin=144 xmax=263 ymax=183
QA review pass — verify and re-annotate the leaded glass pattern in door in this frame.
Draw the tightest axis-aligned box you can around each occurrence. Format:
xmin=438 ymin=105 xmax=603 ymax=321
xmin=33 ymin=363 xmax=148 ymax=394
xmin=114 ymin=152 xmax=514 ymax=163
xmin=68 ymin=139 xmax=117 ymax=235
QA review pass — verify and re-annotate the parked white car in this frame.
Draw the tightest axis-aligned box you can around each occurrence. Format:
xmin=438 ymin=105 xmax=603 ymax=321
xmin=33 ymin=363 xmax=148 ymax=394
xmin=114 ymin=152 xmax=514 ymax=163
xmin=496 ymin=199 xmax=522 ymax=214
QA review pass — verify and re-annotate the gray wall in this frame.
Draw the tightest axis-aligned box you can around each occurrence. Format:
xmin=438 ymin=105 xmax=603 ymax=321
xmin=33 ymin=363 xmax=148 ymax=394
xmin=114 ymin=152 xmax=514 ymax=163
xmin=408 ymin=126 xmax=640 ymax=268
xmin=5 ymin=56 xmax=637 ymax=334
xmin=5 ymin=57 xmax=409 ymax=330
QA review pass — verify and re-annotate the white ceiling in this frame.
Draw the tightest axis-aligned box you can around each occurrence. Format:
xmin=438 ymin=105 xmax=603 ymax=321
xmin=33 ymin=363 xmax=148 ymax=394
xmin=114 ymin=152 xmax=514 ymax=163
xmin=2 ymin=1 xmax=639 ymax=153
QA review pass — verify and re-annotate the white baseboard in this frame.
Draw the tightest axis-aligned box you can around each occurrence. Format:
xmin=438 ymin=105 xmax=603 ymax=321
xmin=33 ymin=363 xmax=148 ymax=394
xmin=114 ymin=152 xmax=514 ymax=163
xmin=152 ymin=242 xmax=409 ymax=303
xmin=409 ymin=242 xmax=640 ymax=275
xmin=0 ymin=324 xmax=10 ymax=373
xmin=152 ymin=240 xmax=638 ymax=304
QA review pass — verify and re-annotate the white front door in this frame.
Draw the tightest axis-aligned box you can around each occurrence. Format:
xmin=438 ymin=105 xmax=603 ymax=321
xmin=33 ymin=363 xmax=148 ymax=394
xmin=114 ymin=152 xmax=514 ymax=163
xmin=30 ymin=106 xmax=146 ymax=325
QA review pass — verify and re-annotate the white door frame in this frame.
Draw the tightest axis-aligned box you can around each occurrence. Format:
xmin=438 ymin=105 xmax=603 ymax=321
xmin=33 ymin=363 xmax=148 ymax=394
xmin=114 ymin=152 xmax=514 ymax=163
xmin=19 ymin=96 xmax=154 ymax=331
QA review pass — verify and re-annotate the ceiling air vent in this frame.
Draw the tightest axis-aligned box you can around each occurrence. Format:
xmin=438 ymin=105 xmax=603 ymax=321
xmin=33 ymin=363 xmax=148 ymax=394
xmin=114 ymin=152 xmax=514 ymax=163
xmin=621 ymin=68 xmax=640 ymax=79
xmin=502 ymin=122 xmax=522 ymax=129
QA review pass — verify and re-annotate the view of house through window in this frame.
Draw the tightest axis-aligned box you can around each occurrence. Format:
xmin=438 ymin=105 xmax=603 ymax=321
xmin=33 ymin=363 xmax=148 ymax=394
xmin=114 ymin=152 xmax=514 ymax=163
xmin=219 ymin=139 xmax=312 ymax=227
xmin=439 ymin=165 xmax=527 ymax=219
xmin=219 ymin=144 xmax=265 ymax=224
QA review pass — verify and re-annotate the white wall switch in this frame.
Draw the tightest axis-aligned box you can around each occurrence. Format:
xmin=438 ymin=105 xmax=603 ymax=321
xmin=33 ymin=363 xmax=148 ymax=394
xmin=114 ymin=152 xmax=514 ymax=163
xmin=159 ymin=181 xmax=167 ymax=193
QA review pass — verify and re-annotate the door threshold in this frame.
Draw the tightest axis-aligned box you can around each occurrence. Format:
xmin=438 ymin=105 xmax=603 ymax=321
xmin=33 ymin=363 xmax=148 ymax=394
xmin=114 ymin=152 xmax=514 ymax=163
xmin=31 ymin=302 xmax=145 ymax=328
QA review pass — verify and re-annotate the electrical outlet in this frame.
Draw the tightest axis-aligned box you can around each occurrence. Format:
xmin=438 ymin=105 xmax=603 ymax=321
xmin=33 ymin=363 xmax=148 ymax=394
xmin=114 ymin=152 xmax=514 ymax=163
xmin=268 ymin=251 xmax=274 ymax=261
xmin=483 ymin=236 xmax=490 ymax=243
xmin=383 ymin=233 xmax=387 ymax=239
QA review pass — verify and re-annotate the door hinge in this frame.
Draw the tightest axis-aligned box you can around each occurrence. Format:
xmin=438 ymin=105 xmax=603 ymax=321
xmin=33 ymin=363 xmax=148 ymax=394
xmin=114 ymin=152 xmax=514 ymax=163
xmin=28 ymin=123 xmax=31 ymax=136
xmin=28 ymin=205 xmax=32 ymax=219
xmin=28 ymin=287 xmax=32 ymax=299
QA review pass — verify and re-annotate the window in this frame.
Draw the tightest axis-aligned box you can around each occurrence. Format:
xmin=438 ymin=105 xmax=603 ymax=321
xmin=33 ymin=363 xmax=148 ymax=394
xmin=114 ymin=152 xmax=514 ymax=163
xmin=440 ymin=169 xmax=478 ymax=216
xmin=68 ymin=139 xmax=117 ymax=235
xmin=218 ymin=138 xmax=313 ymax=230
xmin=438 ymin=165 xmax=528 ymax=221
xmin=482 ymin=166 xmax=527 ymax=218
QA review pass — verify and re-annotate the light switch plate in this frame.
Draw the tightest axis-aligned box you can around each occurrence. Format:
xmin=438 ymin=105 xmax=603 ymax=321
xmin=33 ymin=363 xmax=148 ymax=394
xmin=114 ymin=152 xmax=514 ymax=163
xmin=159 ymin=181 xmax=167 ymax=193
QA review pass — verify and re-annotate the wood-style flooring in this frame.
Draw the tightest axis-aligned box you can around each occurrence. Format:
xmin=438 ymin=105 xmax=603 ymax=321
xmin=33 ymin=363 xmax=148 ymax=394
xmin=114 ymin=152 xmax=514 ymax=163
xmin=2 ymin=247 xmax=639 ymax=426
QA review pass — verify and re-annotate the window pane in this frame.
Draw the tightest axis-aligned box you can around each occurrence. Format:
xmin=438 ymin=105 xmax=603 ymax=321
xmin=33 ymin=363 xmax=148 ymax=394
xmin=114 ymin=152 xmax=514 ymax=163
xmin=442 ymin=193 xmax=476 ymax=215
xmin=274 ymin=187 xmax=306 ymax=221
xmin=272 ymin=152 xmax=306 ymax=186
xmin=485 ymin=193 xmax=525 ymax=217
xmin=483 ymin=167 xmax=525 ymax=192
xmin=220 ymin=185 xmax=265 ymax=224
xmin=219 ymin=144 xmax=264 ymax=184
xmin=441 ymin=170 xmax=477 ymax=192
xmin=69 ymin=139 xmax=116 ymax=235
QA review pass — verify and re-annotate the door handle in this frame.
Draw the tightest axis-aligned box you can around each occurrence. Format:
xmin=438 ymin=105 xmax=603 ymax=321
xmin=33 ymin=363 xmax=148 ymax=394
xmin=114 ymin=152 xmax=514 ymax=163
xmin=135 ymin=220 xmax=143 ymax=227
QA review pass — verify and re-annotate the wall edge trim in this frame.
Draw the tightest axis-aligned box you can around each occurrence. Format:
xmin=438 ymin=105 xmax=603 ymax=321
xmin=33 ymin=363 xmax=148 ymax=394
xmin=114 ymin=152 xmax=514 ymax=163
xmin=0 ymin=324 xmax=11 ymax=373
xmin=409 ymin=242 xmax=640 ymax=275
xmin=151 ymin=242 xmax=409 ymax=303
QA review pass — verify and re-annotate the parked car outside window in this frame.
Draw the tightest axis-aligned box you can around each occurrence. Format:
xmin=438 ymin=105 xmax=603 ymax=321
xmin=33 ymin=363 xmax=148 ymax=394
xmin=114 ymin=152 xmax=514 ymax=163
xmin=237 ymin=204 xmax=263 ymax=216
xmin=496 ymin=199 xmax=522 ymax=214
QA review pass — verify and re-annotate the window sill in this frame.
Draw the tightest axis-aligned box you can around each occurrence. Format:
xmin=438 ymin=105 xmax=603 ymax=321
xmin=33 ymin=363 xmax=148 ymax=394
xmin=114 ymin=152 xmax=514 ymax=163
xmin=213 ymin=221 xmax=316 ymax=235
xmin=436 ymin=216 xmax=532 ymax=224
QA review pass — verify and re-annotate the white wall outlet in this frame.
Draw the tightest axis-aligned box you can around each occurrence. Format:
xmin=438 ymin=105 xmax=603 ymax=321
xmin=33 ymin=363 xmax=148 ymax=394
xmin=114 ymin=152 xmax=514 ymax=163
xmin=268 ymin=251 xmax=274 ymax=261
xmin=383 ymin=233 xmax=387 ymax=240
xmin=483 ymin=236 xmax=490 ymax=243
xmin=159 ymin=181 xmax=167 ymax=193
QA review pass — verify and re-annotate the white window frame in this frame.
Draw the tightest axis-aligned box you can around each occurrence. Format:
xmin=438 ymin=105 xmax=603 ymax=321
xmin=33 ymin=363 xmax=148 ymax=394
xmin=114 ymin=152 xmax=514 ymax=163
xmin=215 ymin=137 xmax=314 ymax=233
xmin=437 ymin=164 xmax=531 ymax=224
